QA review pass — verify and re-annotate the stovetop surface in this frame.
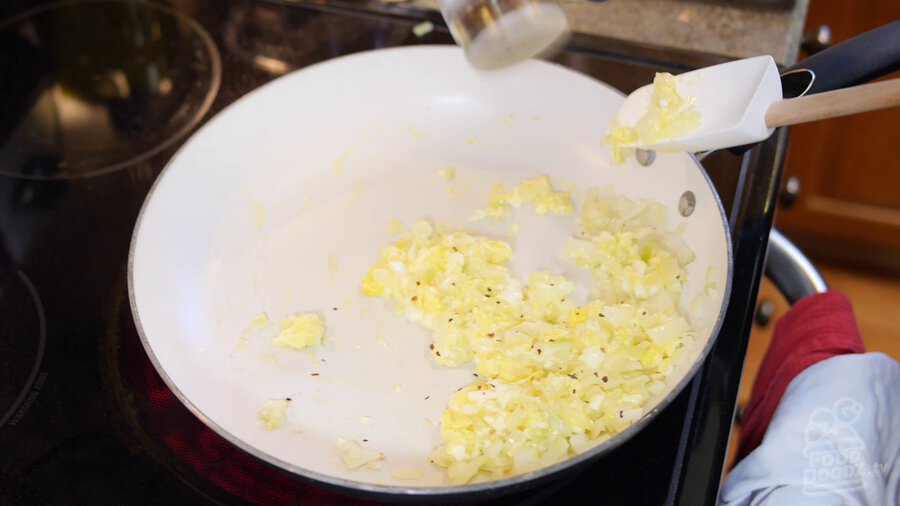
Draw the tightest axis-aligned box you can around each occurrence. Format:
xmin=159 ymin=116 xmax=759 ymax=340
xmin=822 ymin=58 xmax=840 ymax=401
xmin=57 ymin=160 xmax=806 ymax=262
xmin=0 ymin=1 xmax=785 ymax=504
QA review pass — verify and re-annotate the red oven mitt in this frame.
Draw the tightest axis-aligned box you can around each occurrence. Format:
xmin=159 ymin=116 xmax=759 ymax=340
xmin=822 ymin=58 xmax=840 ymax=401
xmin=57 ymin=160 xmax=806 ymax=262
xmin=735 ymin=290 xmax=865 ymax=462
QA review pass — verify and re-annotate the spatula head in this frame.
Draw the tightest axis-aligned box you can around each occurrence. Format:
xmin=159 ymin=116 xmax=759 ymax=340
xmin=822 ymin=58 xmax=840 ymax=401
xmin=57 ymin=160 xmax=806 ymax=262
xmin=614 ymin=55 xmax=782 ymax=153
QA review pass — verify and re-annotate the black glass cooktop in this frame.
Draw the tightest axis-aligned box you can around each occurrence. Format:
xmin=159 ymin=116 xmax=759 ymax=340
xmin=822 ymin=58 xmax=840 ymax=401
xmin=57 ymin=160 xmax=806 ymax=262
xmin=0 ymin=1 xmax=785 ymax=504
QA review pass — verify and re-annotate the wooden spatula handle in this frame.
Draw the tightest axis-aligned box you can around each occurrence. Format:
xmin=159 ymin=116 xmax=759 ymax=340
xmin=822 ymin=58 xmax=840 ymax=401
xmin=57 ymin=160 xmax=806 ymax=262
xmin=765 ymin=78 xmax=900 ymax=128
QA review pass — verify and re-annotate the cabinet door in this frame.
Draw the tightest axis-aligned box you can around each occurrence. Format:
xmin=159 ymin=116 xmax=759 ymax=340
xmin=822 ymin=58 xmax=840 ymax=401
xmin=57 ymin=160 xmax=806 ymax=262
xmin=776 ymin=0 xmax=900 ymax=272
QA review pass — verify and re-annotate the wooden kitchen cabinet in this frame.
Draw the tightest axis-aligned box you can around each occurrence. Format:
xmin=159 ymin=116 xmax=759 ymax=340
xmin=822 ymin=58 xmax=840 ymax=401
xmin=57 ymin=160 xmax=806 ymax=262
xmin=775 ymin=0 xmax=900 ymax=273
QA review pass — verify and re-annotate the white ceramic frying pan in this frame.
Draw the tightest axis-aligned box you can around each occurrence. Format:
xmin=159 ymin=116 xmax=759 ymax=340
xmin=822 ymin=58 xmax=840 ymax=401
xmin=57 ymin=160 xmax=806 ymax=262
xmin=128 ymin=46 xmax=731 ymax=498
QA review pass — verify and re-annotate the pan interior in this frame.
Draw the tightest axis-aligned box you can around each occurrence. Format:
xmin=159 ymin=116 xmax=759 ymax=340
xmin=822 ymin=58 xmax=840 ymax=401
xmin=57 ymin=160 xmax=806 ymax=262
xmin=129 ymin=46 xmax=730 ymax=491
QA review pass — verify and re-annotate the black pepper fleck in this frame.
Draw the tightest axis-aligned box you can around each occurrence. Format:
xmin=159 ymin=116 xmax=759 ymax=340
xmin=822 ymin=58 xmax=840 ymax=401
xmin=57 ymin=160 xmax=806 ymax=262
xmin=602 ymin=375 xmax=609 ymax=383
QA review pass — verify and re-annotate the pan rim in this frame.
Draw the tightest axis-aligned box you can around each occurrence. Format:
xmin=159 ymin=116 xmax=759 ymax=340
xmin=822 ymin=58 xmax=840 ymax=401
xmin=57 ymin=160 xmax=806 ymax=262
xmin=127 ymin=44 xmax=734 ymax=499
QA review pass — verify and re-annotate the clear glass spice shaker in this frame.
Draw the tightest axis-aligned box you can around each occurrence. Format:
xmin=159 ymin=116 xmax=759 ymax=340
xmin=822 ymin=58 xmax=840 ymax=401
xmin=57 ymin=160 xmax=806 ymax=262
xmin=436 ymin=0 xmax=571 ymax=70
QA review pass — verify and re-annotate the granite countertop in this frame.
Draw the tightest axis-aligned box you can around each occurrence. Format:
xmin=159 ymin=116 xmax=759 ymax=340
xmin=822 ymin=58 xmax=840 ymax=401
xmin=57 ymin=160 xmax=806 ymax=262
xmin=408 ymin=0 xmax=809 ymax=65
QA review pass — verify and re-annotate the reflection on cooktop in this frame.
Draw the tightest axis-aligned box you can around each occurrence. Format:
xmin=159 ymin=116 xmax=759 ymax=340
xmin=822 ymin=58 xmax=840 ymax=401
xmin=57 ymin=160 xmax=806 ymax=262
xmin=0 ymin=0 xmax=221 ymax=180
xmin=223 ymin=1 xmax=411 ymax=75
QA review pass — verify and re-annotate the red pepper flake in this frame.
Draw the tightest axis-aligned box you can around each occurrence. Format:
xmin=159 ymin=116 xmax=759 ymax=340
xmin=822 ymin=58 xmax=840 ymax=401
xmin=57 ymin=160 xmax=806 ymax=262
xmin=602 ymin=375 xmax=609 ymax=383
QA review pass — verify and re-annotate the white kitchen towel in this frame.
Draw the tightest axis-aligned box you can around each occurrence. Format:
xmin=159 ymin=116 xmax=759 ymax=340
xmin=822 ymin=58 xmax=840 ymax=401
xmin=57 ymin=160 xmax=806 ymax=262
xmin=720 ymin=352 xmax=900 ymax=506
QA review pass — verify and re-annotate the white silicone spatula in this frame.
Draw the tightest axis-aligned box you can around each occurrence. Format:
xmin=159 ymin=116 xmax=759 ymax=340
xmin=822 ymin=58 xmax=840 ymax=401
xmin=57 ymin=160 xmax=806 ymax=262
xmin=613 ymin=55 xmax=900 ymax=153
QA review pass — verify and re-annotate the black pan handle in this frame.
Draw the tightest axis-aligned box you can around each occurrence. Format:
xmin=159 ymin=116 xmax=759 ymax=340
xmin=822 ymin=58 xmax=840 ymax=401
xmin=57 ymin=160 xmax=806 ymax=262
xmin=785 ymin=20 xmax=900 ymax=95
